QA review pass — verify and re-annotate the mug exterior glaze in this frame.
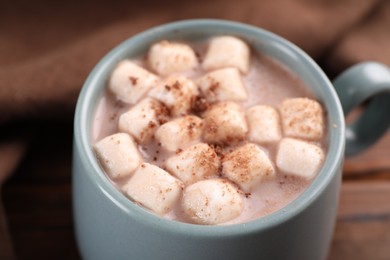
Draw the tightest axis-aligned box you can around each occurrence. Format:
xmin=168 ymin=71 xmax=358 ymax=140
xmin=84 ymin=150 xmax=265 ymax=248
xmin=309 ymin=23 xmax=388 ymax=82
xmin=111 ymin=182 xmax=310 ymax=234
xmin=73 ymin=19 xmax=389 ymax=260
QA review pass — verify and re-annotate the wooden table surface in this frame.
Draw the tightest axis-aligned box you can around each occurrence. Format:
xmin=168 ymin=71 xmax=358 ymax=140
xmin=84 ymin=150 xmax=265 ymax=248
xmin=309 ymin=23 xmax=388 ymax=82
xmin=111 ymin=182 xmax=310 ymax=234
xmin=1 ymin=121 xmax=390 ymax=260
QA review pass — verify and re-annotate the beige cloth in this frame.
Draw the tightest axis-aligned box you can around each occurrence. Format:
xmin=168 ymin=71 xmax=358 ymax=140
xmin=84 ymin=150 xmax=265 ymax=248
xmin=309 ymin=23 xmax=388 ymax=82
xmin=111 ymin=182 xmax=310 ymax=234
xmin=1 ymin=0 xmax=390 ymax=124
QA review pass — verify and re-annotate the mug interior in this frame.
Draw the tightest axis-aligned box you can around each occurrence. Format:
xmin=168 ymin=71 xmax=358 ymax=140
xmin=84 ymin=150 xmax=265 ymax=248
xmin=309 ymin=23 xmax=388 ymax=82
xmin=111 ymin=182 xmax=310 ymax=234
xmin=74 ymin=19 xmax=345 ymax=237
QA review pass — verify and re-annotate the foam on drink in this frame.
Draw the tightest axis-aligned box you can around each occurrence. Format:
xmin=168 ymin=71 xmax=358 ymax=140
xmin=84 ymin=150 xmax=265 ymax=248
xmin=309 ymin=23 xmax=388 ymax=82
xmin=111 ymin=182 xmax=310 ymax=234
xmin=92 ymin=37 xmax=327 ymax=225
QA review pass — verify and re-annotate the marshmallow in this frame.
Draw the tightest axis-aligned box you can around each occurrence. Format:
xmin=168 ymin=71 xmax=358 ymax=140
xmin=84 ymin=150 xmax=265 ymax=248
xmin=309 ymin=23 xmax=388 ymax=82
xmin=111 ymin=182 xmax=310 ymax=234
xmin=276 ymin=138 xmax=325 ymax=179
xmin=165 ymin=143 xmax=220 ymax=185
xmin=222 ymin=143 xmax=275 ymax=192
xmin=118 ymin=98 xmax=168 ymax=144
xmin=155 ymin=115 xmax=203 ymax=152
xmin=203 ymin=102 xmax=248 ymax=144
xmin=94 ymin=133 xmax=141 ymax=179
xmin=182 ymin=179 xmax=243 ymax=225
xmin=148 ymin=40 xmax=198 ymax=76
xmin=148 ymin=75 xmax=199 ymax=116
xmin=202 ymin=36 xmax=250 ymax=73
xmin=279 ymin=98 xmax=325 ymax=140
xmin=197 ymin=68 xmax=248 ymax=103
xmin=123 ymin=163 xmax=183 ymax=215
xmin=109 ymin=60 xmax=159 ymax=104
xmin=246 ymin=105 xmax=282 ymax=144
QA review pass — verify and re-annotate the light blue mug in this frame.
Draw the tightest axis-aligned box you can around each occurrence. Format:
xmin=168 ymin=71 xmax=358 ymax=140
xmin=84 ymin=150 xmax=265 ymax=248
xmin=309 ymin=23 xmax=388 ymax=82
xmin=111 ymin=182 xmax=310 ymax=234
xmin=73 ymin=19 xmax=390 ymax=260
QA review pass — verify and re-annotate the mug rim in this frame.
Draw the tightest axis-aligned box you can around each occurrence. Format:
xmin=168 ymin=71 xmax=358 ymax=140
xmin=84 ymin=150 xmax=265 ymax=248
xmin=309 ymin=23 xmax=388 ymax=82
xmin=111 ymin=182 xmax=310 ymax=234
xmin=74 ymin=19 xmax=345 ymax=237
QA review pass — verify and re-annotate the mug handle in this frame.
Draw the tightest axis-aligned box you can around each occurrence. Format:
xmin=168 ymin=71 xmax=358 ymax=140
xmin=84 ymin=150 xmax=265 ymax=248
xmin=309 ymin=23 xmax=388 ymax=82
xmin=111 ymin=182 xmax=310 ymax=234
xmin=332 ymin=62 xmax=390 ymax=156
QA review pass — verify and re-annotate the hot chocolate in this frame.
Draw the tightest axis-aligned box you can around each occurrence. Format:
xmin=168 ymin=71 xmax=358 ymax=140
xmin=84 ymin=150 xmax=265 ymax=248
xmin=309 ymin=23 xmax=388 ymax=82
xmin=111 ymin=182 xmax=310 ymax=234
xmin=92 ymin=36 xmax=326 ymax=225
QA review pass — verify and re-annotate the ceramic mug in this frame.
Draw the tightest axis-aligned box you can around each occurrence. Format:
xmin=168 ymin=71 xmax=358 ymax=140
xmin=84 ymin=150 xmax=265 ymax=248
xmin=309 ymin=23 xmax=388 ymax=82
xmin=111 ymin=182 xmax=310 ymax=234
xmin=72 ymin=19 xmax=390 ymax=260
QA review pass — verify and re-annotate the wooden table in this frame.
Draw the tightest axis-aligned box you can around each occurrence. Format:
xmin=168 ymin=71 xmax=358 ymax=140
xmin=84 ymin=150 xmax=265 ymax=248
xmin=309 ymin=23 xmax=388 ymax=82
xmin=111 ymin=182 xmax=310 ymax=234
xmin=2 ymin=121 xmax=390 ymax=260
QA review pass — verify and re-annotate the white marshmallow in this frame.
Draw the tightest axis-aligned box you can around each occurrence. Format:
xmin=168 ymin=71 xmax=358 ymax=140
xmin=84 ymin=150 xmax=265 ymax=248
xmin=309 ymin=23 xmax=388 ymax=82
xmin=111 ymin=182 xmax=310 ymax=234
xmin=118 ymin=98 xmax=168 ymax=144
xmin=222 ymin=143 xmax=275 ymax=192
xmin=279 ymin=98 xmax=325 ymax=140
xmin=94 ymin=133 xmax=141 ymax=179
xmin=246 ymin=105 xmax=282 ymax=144
xmin=202 ymin=36 xmax=250 ymax=73
xmin=123 ymin=163 xmax=183 ymax=215
xmin=182 ymin=179 xmax=243 ymax=225
xmin=165 ymin=143 xmax=220 ymax=185
xmin=155 ymin=115 xmax=203 ymax=152
xmin=203 ymin=102 xmax=248 ymax=144
xmin=109 ymin=60 xmax=159 ymax=104
xmin=148 ymin=75 xmax=199 ymax=116
xmin=276 ymin=138 xmax=325 ymax=179
xmin=197 ymin=68 xmax=248 ymax=103
xmin=148 ymin=40 xmax=198 ymax=76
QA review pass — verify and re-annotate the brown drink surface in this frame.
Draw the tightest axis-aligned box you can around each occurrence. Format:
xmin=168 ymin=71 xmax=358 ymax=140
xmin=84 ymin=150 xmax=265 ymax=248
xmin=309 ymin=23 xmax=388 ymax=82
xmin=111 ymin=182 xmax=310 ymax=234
xmin=92 ymin=39 xmax=326 ymax=225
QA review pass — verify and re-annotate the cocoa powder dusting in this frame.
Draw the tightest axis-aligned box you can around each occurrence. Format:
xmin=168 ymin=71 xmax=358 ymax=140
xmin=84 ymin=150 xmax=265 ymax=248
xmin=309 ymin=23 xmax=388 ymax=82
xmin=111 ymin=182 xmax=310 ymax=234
xmin=129 ymin=76 xmax=138 ymax=85
xmin=172 ymin=80 xmax=181 ymax=90
xmin=93 ymin=38 xmax=326 ymax=225
xmin=148 ymin=121 xmax=157 ymax=129
xmin=191 ymin=96 xmax=209 ymax=114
